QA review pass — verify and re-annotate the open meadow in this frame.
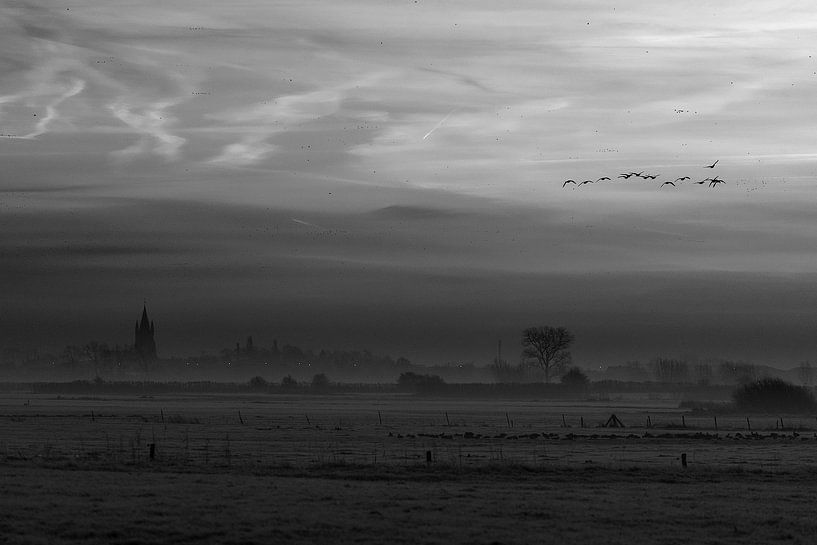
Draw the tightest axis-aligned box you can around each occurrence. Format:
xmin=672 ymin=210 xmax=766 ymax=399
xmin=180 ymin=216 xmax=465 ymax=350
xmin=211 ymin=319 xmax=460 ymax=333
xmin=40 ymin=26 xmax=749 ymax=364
xmin=2 ymin=390 xmax=817 ymax=544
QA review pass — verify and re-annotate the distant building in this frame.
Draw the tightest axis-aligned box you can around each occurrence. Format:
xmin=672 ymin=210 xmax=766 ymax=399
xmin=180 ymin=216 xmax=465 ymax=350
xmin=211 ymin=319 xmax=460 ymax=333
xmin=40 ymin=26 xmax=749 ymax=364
xmin=134 ymin=305 xmax=157 ymax=360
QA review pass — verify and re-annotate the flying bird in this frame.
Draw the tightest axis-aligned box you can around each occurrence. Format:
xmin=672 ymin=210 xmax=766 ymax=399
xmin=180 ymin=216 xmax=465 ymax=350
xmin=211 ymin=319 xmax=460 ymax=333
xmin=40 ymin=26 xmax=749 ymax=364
xmin=643 ymin=174 xmax=659 ymax=180
xmin=704 ymin=160 xmax=719 ymax=168
xmin=618 ymin=173 xmax=634 ymax=179
xmin=596 ymin=177 xmax=611 ymax=181
xmin=660 ymin=181 xmax=675 ymax=187
xmin=579 ymin=180 xmax=594 ymax=185
xmin=562 ymin=179 xmax=577 ymax=187
xmin=709 ymin=179 xmax=725 ymax=187
xmin=674 ymin=177 xmax=691 ymax=182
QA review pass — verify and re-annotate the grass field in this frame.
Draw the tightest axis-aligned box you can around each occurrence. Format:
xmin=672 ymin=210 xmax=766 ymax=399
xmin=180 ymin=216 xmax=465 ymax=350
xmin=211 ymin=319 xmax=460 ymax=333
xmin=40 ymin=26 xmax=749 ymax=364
xmin=2 ymin=391 xmax=816 ymax=544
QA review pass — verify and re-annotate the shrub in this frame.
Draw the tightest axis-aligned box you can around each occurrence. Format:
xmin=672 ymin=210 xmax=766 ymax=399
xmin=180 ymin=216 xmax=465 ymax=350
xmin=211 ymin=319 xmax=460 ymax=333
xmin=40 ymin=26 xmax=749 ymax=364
xmin=397 ymin=372 xmax=446 ymax=393
xmin=733 ymin=378 xmax=817 ymax=413
xmin=248 ymin=376 xmax=268 ymax=391
xmin=311 ymin=373 xmax=330 ymax=390
xmin=281 ymin=375 xmax=298 ymax=389
xmin=560 ymin=367 xmax=589 ymax=390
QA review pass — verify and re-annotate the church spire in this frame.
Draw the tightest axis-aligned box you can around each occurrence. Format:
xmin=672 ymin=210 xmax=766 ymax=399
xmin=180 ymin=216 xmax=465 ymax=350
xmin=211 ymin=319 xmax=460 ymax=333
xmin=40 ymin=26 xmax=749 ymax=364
xmin=134 ymin=303 xmax=157 ymax=360
xmin=140 ymin=304 xmax=150 ymax=328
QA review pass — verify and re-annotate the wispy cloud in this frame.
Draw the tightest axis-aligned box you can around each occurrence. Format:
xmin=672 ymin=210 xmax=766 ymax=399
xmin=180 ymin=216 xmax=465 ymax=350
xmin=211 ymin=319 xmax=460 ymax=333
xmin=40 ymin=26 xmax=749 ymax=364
xmin=206 ymin=73 xmax=388 ymax=167
xmin=209 ymin=137 xmax=277 ymax=166
xmin=109 ymin=99 xmax=186 ymax=161
xmin=205 ymin=89 xmax=341 ymax=166
xmin=19 ymin=78 xmax=86 ymax=139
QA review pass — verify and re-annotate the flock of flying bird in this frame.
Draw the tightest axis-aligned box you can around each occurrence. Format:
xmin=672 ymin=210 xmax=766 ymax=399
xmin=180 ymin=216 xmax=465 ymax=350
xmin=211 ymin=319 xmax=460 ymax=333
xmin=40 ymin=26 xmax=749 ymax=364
xmin=561 ymin=160 xmax=726 ymax=189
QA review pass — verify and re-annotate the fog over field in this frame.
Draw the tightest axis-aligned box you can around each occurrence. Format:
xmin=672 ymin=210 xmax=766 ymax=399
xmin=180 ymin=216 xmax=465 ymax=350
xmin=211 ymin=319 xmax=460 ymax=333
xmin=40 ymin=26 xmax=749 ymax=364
xmin=2 ymin=1 xmax=817 ymax=368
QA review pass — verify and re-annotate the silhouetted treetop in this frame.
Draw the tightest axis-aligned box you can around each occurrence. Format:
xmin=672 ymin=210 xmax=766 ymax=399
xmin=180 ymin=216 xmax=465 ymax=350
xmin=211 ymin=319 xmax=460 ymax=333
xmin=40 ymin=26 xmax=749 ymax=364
xmin=522 ymin=326 xmax=575 ymax=383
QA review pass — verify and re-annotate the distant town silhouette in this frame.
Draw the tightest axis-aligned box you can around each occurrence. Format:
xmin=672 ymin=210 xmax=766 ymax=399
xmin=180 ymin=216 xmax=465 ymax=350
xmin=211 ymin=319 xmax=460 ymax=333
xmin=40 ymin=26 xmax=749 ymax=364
xmin=0 ymin=305 xmax=808 ymax=388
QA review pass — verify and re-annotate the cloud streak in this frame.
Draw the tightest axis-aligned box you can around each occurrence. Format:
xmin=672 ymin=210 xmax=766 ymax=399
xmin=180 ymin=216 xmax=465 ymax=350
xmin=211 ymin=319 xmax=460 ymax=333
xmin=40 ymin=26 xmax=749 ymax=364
xmin=109 ymin=100 xmax=186 ymax=160
xmin=205 ymin=72 xmax=389 ymax=167
xmin=19 ymin=78 xmax=86 ymax=139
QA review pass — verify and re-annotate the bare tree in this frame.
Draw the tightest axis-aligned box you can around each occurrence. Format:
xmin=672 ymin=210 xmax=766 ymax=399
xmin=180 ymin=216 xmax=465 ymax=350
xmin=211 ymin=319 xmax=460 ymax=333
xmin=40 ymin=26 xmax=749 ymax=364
xmin=521 ymin=326 xmax=575 ymax=383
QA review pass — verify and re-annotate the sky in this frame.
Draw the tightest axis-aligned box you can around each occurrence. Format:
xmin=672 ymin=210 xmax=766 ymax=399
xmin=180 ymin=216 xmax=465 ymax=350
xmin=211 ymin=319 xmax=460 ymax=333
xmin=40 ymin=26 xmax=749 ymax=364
xmin=2 ymin=1 xmax=817 ymax=367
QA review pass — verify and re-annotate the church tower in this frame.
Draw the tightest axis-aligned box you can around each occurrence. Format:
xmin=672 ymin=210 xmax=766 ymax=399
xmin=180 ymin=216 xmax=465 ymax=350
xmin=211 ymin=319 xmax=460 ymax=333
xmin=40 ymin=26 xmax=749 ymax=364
xmin=134 ymin=304 xmax=157 ymax=360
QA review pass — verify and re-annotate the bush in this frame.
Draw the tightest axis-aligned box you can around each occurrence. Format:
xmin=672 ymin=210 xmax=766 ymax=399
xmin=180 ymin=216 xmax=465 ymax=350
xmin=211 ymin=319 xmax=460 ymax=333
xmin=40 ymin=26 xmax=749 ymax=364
xmin=281 ymin=375 xmax=298 ymax=389
xmin=248 ymin=376 xmax=268 ymax=391
xmin=397 ymin=372 xmax=446 ymax=393
xmin=560 ymin=367 xmax=589 ymax=390
xmin=733 ymin=378 xmax=817 ymax=413
xmin=311 ymin=373 xmax=330 ymax=390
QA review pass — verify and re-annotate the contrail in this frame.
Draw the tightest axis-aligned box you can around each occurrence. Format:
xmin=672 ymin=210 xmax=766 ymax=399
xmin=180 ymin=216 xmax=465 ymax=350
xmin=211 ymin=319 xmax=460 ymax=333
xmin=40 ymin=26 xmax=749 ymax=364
xmin=291 ymin=218 xmax=322 ymax=228
xmin=422 ymin=109 xmax=456 ymax=140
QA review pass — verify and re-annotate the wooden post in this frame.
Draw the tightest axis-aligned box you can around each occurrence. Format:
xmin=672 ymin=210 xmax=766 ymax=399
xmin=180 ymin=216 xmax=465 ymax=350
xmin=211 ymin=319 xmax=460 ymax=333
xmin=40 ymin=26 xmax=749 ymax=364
xmin=647 ymin=415 xmax=652 ymax=428
xmin=149 ymin=443 xmax=155 ymax=460
xmin=746 ymin=417 xmax=751 ymax=431
xmin=506 ymin=412 xmax=511 ymax=428
xmin=305 ymin=414 xmax=311 ymax=426
xmin=682 ymin=415 xmax=686 ymax=428
xmin=445 ymin=412 xmax=451 ymax=426
xmin=681 ymin=453 xmax=687 ymax=468
xmin=426 ymin=450 xmax=432 ymax=465
xmin=714 ymin=416 xmax=718 ymax=431
xmin=91 ymin=410 xmax=95 ymax=423
xmin=562 ymin=414 xmax=567 ymax=428
xmin=160 ymin=409 xmax=164 ymax=425
xmin=581 ymin=416 xmax=585 ymax=428
xmin=238 ymin=411 xmax=244 ymax=425
xmin=378 ymin=410 xmax=382 ymax=425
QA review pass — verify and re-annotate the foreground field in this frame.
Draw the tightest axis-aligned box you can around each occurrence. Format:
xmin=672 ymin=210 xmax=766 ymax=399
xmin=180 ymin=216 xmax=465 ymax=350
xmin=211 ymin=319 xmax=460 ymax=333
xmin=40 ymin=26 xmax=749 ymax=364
xmin=3 ymin=463 xmax=817 ymax=544
xmin=2 ymin=392 xmax=816 ymax=544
